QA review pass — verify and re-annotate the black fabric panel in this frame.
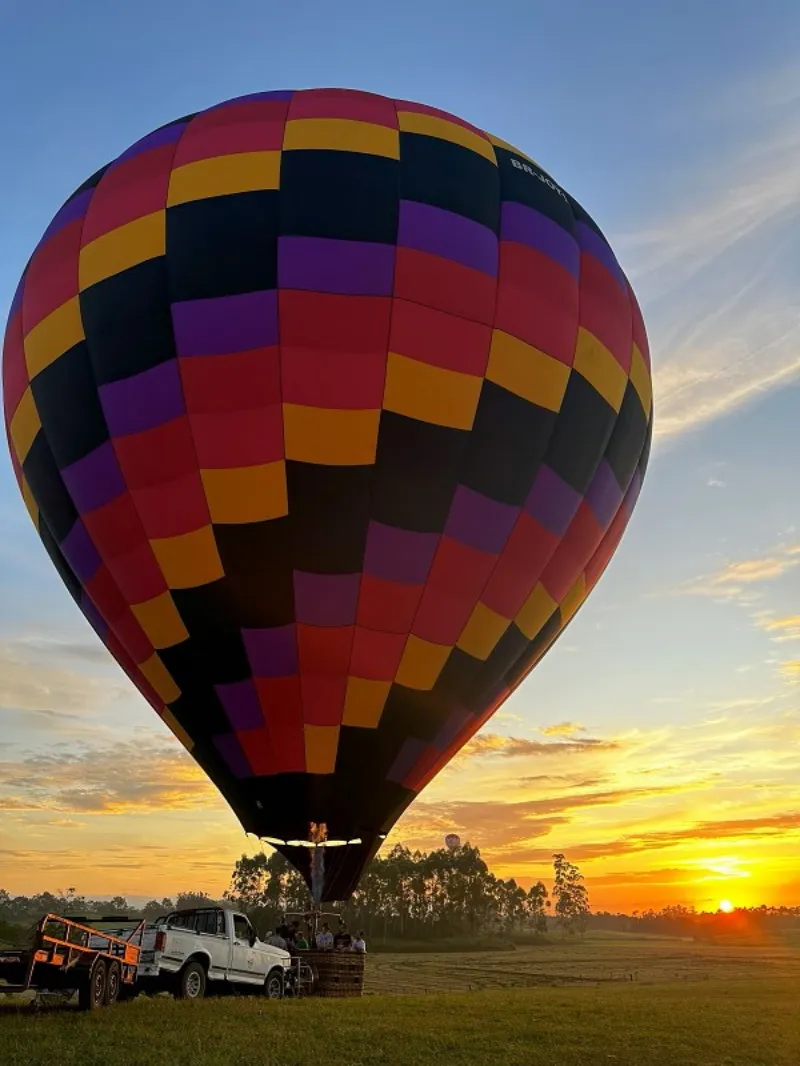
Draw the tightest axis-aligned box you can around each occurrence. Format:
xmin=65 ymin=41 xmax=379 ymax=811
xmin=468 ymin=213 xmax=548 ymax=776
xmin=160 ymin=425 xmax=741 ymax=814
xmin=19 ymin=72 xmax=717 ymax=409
xmin=545 ymin=372 xmax=617 ymax=494
xmin=371 ymin=413 xmax=468 ymax=532
xmin=279 ymin=150 xmax=399 ymax=243
xmin=30 ymin=342 xmax=109 ymax=468
xmin=459 ymin=381 xmax=557 ymax=506
xmin=166 ymin=191 xmax=280 ymax=301
xmin=212 ymin=519 xmax=296 ymax=628
xmin=286 ymin=463 xmax=373 ymax=574
xmin=493 ymin=145 xmax=575 ymax=233
xmin=398 ymin=134 xmax=500 ymax=232
xmin=80 ymin=257 xmax=177 ymax=384
xmin=605 ymin=382 xmax=650 ymax=490
xmin=22 ymin=432 xmax=79 ymax=543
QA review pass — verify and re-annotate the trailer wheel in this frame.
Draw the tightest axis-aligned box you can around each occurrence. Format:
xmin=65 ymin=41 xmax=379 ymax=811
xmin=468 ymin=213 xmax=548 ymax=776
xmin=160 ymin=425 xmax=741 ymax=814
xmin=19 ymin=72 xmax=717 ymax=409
xmin=78 ymin=959 xmax=107 ymax=1011
xmin=175 ymin=960 xmax=206 ymax=1000
xmin=264 ymin=968 xmax=284 ymax=999
xmin=105 ymin=960 xmax=121 ymax=1006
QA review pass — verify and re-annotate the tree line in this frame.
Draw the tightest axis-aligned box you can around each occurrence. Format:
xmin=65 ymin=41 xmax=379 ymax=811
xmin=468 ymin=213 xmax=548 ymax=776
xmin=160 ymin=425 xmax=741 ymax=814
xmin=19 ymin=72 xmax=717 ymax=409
xmin=3 ymin=844 xmax=797 ymax=949
xmin=0 ymin=846 xmax=590 ymax=946
xmin=225 ymin=845 xmax=587 ymax=944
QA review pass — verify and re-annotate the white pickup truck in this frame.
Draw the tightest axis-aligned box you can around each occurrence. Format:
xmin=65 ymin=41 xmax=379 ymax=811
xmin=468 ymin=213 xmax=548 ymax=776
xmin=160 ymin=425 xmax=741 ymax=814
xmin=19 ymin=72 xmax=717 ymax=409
xmin=133 ymin=906 xmax=291 ymax=999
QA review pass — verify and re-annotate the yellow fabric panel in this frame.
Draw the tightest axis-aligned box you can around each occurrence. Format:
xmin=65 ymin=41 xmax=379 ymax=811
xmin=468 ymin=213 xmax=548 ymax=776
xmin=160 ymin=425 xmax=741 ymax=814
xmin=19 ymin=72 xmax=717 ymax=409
xmin=131 ymin=591 xmax=190 ymax=650
xmin=516 ymin=583 xmax=558 ymax=640
xmin=397 ymin=111 xmax=497 ymax=163
xmin=20 ymin=475 xmax=38 ymax=526
xmin=487 ymin=134 xmax=540 ymax=167
xmin=304 ymin=725 xmax=339 ymax=775
xmin=383 ymin=352 xmax=482 ymax=431
xmin=79 ymin=212 xmax=165 ymax=289
xmin=150 ymin=525 xmax=224 ymax=589
xmin=283 ymin=118 xmax=399 ymax=158
xmin=342 ymin=677 xmax=391 ymax=729
xmin=394 ymin=635 xmax=450 ymax=691
xmin=24 ymin=298 xmax=84 ymax=379
xmin=139 ymin=653 xmax=181 ymax=704
xmin=456 ymin=602 xmax=511 ymax=661
xmin=573 ymin=328 xmax=628 ymax=412
xmin=283 ymin=405 xmax=380 ymax=465
xmin=560 ymin=574 xmax=587 ymax=624
xmin=8 ymin=388 xmax=40 ymax=463
xmin=161 ymin=708 xmax=194 ymax=752
xmin=486 ymin=330 xmax=570 ymax=411
xmin=201 ymin=462 xmax=288 ymax=524
xmin=167 ymin=151 xmax=281 ymax=205
xmin=628 ymin=343 xmax=652 ymax=419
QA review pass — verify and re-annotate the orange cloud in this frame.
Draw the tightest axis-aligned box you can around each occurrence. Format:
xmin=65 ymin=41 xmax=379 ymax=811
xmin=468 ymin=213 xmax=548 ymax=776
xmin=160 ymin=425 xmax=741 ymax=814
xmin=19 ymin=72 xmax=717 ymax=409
xmin=779 ymin=661 xmax=800 ymax=681
xmin=539 ymin=722 xmax=585 ymax=737
xmin=681 ymin=546 xmax=800 ymax=603
xmin=759 ymin=615 xmax=800 ymax=642
xmin=461 ymin=732 xmax=618 ymax=759
xmin=396 ymin=782 xmax=704 ymax=847
xmin=0 ymin=740 xmax=221 ymax=814
xmin=516 ymin=811 xmax=800 ymax=864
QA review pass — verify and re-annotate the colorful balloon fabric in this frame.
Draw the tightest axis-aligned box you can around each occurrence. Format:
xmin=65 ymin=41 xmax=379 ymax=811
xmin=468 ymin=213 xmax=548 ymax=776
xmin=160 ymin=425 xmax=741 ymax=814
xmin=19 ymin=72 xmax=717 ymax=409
xmin=2 ymin=89 xmax=652 ymax=900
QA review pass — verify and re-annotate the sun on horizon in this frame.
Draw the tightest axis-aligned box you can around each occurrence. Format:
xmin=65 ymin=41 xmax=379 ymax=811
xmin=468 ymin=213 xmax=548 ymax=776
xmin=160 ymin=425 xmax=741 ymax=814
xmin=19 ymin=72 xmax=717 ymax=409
xmin=718 ymin=899 xmax=735 ymax=913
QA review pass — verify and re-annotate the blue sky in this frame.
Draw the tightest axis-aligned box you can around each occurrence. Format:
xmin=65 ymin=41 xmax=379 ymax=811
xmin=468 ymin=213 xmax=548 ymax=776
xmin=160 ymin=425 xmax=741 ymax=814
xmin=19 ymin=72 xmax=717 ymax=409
xmin=1 ymin=0 xmax=799 ymax=909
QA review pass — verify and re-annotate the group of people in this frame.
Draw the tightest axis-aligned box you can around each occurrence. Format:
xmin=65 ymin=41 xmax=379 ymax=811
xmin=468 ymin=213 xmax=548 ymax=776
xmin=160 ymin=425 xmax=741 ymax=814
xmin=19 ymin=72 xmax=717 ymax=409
xmin=266 ymin=918 xmax=366 ymax=954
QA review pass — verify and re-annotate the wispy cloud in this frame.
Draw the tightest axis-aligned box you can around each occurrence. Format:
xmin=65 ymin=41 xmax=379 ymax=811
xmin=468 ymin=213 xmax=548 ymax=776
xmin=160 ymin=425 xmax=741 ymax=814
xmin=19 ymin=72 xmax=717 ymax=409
xmin=539 ymin=722 xmax=585 ymax=737
xmin=460 ymin=732 xmax=619 ymax=760
xmin=0 ymin=740 xmax=221 ymax=814
xmin=755 ymin=614 xmax=800 ymax=643
xmin=395 ymin=780 xmax=708 ymax=853
xmin=619 ymin=62 xmax=800 ymax=439
xmin=680 ymin=545 xmax=800 ymax=603
xmin=779 ymin=661 xmax=800 ymax=682
xmin=519 ymin=811 xmax=800 ymax=864
xmin=0 ymin=640 xmax=133 ymax=720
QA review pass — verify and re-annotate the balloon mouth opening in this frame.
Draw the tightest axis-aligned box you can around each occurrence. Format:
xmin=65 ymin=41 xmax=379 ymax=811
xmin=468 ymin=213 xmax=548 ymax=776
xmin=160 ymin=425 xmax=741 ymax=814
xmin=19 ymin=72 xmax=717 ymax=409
xmin=258 ymin=833 xmax=387 ymax=847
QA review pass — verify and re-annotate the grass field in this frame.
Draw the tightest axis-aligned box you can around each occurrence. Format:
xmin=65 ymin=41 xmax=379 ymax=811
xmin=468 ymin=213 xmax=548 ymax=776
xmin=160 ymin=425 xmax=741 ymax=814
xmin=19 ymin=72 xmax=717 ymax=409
xmin=2 ymin=934 xmax=799 ymax=1066
xmin=367 ymin=930 xmax=800 ymax=993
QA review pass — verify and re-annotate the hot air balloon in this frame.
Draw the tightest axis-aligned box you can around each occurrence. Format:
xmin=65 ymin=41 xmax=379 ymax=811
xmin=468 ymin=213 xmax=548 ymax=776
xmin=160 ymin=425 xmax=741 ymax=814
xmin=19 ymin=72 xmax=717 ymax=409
xmin=2 ymin=88 xmax=652 ymax=903
xmin=445 ymin=834 xmax=461 ymax=852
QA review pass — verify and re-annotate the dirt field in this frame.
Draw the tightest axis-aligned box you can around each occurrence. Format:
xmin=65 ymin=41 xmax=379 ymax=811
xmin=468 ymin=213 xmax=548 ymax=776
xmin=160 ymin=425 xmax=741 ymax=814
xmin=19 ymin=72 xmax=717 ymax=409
xmin=365 ymin=931 xmax=800 ymax=994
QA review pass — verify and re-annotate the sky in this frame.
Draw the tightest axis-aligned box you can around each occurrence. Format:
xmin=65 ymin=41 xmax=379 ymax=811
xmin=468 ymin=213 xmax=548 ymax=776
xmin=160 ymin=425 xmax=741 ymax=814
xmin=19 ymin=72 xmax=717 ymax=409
xmin=1 ymin=0 xmax=799 ymax=913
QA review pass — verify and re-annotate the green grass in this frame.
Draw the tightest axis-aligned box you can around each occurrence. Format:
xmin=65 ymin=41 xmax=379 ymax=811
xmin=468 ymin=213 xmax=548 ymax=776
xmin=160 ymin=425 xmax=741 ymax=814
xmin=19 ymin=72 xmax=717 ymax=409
xmin=3 ymin=934 xmax=799 ymax=1065
xmin=1 ymin=981 xmax=798 ymax=1066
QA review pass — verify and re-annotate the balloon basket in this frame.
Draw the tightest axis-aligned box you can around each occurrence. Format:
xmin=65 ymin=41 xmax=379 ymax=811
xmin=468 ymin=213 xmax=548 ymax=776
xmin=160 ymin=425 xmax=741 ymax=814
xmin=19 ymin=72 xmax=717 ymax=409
xmin=305 ymin=951 xmax=365 ymax=998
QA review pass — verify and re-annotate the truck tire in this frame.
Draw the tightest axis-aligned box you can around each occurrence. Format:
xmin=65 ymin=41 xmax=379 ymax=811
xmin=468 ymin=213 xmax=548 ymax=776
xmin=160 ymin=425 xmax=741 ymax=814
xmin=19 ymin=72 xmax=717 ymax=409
xmin=175 ymin=960 xmax=206 ymax=1000
xmin=78 ymin=958 xmax=107 ymax=1011
xmin=264 ymin=968 xmax=284 ymax=999
xmin=105 ymin=960 xmax=121 ymax=1006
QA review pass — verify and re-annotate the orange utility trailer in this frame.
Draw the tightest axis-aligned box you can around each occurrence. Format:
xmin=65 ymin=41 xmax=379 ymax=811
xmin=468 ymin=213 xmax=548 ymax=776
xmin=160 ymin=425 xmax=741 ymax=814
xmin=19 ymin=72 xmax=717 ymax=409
xmin=0 ymin=913 xmax=146 ymax=1009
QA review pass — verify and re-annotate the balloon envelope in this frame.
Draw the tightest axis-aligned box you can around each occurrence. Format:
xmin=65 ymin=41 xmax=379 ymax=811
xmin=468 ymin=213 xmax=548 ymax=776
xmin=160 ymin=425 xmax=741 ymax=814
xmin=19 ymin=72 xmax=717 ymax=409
xmin=445 ymin=834 xmax=461 ymax=851
xmin=2 ymin=88 xmax=652 ymax=901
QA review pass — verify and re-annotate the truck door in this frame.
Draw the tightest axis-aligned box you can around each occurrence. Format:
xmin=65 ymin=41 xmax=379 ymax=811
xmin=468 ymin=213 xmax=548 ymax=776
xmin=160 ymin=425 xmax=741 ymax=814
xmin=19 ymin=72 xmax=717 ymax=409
xmin=230 ymin=913 xmax=260 ymax=985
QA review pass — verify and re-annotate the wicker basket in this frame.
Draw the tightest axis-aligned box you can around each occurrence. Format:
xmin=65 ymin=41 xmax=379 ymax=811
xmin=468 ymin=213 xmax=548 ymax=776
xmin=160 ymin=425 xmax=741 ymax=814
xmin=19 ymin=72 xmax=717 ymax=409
xmin=305 ymin=950 xmax=365 ymax=998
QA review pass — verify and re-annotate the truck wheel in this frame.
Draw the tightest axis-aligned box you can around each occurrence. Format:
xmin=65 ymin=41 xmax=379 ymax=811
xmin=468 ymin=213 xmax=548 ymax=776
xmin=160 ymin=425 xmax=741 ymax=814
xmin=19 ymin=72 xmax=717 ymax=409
xmin=264 ymin=969 xmax=284 ymax=999
xmin=175 ymin=961 xmax=206 ymax=1000
xmin=105 ymin=960 xmax=121 ymax=1006
xmin=78 ymin=959 xmax=107 ymax=1011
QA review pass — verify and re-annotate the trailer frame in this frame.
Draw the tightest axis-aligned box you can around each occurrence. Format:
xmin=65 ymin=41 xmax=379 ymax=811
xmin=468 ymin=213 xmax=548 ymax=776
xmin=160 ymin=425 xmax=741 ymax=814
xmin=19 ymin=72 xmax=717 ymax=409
xmin=0 ymin=912 xmax=146 ymax=1010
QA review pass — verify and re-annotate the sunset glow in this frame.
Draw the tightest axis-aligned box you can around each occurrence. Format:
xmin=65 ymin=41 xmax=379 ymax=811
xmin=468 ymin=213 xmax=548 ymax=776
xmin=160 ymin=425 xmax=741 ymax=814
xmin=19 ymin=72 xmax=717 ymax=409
xmin=2 ymin=8 xmax=800 ymax=916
